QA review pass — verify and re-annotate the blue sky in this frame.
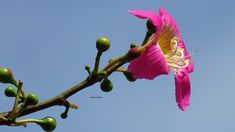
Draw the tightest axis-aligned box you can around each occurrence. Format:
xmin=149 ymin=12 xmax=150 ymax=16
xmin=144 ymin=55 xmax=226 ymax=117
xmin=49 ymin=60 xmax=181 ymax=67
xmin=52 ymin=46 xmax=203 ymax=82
xmin=0 ymin=0 xmax=235 ymax=132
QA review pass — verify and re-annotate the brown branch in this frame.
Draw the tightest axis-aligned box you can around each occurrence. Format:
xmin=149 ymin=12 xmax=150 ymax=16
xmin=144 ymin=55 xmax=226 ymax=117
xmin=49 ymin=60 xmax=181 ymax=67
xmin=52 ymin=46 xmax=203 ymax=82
xmin=0 ymin=53 xmax=130 ymax=126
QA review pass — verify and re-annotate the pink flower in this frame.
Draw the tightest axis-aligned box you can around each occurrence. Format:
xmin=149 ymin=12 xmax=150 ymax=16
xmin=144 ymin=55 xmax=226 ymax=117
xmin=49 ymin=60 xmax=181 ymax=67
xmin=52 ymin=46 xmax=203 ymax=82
xmin=127 ymin=7 xmax=194 ymax=111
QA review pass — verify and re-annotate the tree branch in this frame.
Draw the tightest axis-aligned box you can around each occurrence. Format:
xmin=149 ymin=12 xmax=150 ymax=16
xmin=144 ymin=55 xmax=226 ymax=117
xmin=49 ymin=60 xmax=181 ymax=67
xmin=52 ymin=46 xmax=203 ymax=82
xmin=0 ymin=53 xmax=130 ymax=125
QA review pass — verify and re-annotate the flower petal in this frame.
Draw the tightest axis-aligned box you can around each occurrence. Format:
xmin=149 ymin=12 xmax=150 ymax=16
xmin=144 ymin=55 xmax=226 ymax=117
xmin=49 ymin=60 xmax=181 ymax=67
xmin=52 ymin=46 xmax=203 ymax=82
xmin=159 ymin=8 xmax=194 ymax=72
xmin=159 ymin=7 xmax=179 ymax=34
xmin=128 ymin=10 xmax=162 ymax=33
xmin=127 ymin=44 xmax=169 ymax=80
xmin=157 ymin=7 xmax=180 ymax=54
xmin=178 ymin=37 xmax=194 ymax=73
xmin=174 ymin=70 xmax=191 ymax=111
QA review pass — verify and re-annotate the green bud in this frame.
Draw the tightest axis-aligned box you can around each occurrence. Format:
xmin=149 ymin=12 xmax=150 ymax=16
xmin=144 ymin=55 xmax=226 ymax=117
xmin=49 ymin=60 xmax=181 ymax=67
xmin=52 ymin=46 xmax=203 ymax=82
xmin=4 ymin=86 xmax=17 ymax=97
xmin=92 ymin=70 xmax=99 ymax=78
xmin=127 ymin=47 xmax=142 ymax=60
xmin=85 ymin=65 xmax=90 ymax=72
xmin=130 ymin=43 xmax=137 ymax=49
xmin=100 ymin=78 xmax=113 ymax=92
xmin=0 ymin=67 xmax=16 ymax=84
xmin=85 ymin=65 xmax=91 ymax=75
xmin=146 ymin=19 xmax=156 ymax=34
xmin=38 ymin=116 xmax=57 ymax=131
xmin=123 ymin=72 xmax=137 ymax=82
xmin=60 ymin=112 xmax=68 ymax=119
xmin=25 ymin=93 xmax=39 ymax=106
xmin=96 ymin=37 xmax=110 ymax=52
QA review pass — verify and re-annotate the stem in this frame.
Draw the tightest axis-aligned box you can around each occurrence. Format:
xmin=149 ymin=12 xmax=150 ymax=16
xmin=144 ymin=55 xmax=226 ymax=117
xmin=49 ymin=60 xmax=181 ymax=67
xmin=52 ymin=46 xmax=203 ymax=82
xmin=103 ymin=55 xmax=127 ymax=71
xmin=94 ymin=51 xmax=102 ymax=71
xmin=115 ymin=68 xmax=126 ymax=72
xmin=0 ymin=52 xmax=131 ymax=125
xmin=12 ymin=100 xmax=28 ymax=119
xmin=142 ymin=31 xmax=153 ymax=46
xmin=14 ymin=118 xmax=42 ymax=126
xmin=9 ymin=81 xmax=23 ymax=118
xmin=20 ymin=88 xmax=26 ymax=99
xmin=14 ymin=80 xmax=27 ymax=99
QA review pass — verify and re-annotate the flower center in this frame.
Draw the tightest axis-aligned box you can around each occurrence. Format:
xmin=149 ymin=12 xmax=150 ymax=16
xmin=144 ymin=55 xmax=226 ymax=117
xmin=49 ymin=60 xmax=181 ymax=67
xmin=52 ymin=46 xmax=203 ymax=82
xmin=158 ymin=25 xmax=176 ymax=54
xmin=164 ymin=37 xmax=190 ymax=72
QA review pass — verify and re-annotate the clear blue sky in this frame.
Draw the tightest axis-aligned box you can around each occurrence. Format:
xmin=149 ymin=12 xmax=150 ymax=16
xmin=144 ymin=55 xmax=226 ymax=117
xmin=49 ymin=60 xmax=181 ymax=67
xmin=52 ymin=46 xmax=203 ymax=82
xmin=0 ymin=0 xmax=235 ymax=132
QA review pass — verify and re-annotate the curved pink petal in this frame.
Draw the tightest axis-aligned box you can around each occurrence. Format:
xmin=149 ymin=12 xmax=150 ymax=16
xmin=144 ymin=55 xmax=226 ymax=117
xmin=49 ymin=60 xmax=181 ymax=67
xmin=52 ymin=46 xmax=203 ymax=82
xmin=178 ymin=37 xmax=194 ymax=73
xmin=159 ymin=7 xmax=179 ymax=34
xmin=127 ymin=44 xmax=169 ymax=80
xmin=187 ymin=62 xmax=194 ymax=73
xmin=174 ymin=70 xmax=191 ymax=111
xmin=159 ymin=7 xmax=194 ymax=73
xmin=128 ymin=10 xmax=162 ymax=34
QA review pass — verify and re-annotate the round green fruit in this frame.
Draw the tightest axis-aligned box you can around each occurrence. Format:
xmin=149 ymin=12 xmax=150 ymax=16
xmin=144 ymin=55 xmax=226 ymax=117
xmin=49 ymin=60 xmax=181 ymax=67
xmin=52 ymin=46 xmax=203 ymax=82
xmin=4 ymin=86 xmax=17 ymax=97
xmin=0 ymin=68 xmax=15 ymax=84
xmin=25 ymin=93 xmax=39 ymax=106
xmin=100 ymin=78 xmax=113 ymax=92
xmin=38 ymin=116 xmax=57 ymax=131
xmin=96 ymin=37 xmax=110 ymax=52
xmin=60 ymin=112 xmax=68 ymax=119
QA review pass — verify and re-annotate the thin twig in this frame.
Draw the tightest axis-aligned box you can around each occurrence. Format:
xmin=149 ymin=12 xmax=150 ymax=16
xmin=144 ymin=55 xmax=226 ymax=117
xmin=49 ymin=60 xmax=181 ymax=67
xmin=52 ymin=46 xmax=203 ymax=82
xmin=9 ymin=81 xmax=23 ymax=118
xmin=94 ymin=51 xmax=102 ymax=71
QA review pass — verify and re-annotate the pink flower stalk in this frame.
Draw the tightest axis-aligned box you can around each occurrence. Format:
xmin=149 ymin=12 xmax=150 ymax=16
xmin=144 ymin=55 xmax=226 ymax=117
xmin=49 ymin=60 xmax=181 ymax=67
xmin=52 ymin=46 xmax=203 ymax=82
xmin=127 ymin=7 xmax=194 ymax=111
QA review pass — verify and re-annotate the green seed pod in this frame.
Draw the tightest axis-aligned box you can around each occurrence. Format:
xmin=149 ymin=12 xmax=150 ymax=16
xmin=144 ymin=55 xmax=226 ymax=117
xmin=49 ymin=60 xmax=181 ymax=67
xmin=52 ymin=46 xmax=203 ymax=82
xmin=96 ymin=37 xmax=110 ymax=52
xmin=100 ymin=78 xmax=113 ymax=92
xmin=4 ymin=86 xmax=17 ymax=97
xmin=25 ymin=93 xmax=39 ymax=106
xmin=38 ymin=116 xmax=57 ymax=131
xmin=0 ymin=68 xmax=16 ymax=84
xmin=130 ymin=43 xmax=137 ymax=49
xmin=60 ymin=112 xmax=68 ymax=119
xmin=123 ymin=71 xmax=137 ymax=82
